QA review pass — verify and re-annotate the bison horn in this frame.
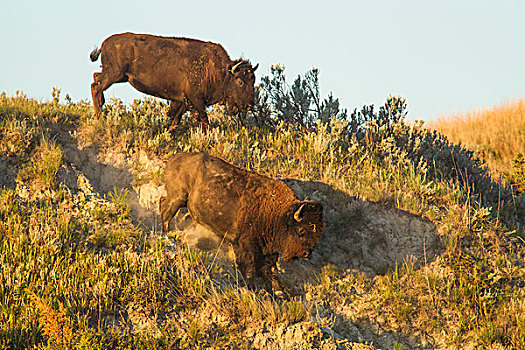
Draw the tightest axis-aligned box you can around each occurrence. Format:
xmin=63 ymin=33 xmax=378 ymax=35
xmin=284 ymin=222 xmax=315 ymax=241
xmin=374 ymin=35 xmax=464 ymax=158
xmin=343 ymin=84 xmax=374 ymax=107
xmin=294 ymin=203 xmax=306 ymax=222
xmin=230 ymin=61 xmax=243 ymax=73
xmin=252 ymin=63 xmax=259 ymax=72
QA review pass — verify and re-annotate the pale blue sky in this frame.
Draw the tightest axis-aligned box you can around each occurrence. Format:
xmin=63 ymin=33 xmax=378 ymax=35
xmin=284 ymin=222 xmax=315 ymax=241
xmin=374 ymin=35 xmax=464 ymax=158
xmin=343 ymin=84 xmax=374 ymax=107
xmin=1 ymin=0 xmax=523 ymax=121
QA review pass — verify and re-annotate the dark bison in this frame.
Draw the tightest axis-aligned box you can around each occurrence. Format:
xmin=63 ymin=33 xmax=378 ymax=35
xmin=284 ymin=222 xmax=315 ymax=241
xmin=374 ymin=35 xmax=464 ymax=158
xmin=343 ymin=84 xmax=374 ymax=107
xmin=160 ymin=152 xmax=324 ymax=295
xmin=90 ymin=32 xmax=258 ymax=128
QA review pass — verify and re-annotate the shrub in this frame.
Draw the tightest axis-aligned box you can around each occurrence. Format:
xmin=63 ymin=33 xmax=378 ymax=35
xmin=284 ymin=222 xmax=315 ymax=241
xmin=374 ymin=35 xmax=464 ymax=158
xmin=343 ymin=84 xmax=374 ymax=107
xmin=361 ymin=121 xmax=507 ymax=205
xmin=254 ymin=65 xmax=347 ymax=130
xmin=253 ymin=65 xmax=407 ymax=139
xmin=346 ymin=95 xmax=407 ymax=137
xmin=430 ymin=99 xmax=525 ymax=186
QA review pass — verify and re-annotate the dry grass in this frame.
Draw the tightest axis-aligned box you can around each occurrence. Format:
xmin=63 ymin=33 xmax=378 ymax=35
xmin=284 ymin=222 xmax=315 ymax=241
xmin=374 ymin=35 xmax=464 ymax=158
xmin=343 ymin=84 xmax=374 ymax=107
xmin=430 ymin=99 xmax=525 ymax=185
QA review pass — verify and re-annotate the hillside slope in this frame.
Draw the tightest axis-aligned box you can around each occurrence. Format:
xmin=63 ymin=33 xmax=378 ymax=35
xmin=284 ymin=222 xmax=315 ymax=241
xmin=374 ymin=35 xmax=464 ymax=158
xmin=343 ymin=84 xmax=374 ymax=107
xmin=1 ymin=92 xmax=525 ymax=349
xmin=430 ymin=99 xmax=525 ymax=191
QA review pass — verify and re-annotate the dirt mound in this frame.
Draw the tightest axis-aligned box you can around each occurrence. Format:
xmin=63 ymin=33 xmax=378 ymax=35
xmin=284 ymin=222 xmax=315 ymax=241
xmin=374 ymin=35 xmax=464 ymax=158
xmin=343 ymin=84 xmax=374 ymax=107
xmin=283 ymin=179 xmax=440 ymax=276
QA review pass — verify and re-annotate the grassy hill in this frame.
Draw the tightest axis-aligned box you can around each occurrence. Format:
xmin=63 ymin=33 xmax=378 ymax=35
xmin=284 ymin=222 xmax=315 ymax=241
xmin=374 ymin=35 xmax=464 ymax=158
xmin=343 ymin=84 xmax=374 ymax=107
xmin=430 ymin=99 xmax=525 ymax=192
xmin=1 ymin=90 xmax=525 ymax=349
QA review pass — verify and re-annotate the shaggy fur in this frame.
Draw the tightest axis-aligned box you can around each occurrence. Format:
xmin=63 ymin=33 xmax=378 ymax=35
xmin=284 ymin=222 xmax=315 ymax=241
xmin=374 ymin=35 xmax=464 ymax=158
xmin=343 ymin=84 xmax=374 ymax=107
xmin=160 ymin=152 xmax=324 ymax=294
xmin=89 ymin=32 xmax=258 ymax=127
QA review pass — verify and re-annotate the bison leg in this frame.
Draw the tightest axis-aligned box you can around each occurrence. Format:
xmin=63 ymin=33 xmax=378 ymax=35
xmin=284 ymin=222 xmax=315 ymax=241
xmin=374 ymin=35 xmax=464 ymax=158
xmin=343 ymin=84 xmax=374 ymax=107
xmin=159 ymin=194 xmax=187 ymax=233
xmin=232 ymin=242 xmax=259 ymax=289
xmin=186 ymin=99 xmax=210 ymax=128
xmin=260 ymin=254 xmax=284 ymax=297
xmin=195 ymin=111 xmax=210 ymax=128
xmin=90 ymin=69 xmax=127 ymax=118
xmin=91 ymin=73 xmax=104 ymax=118
xmin=167 ymin=101 xmax=187 ymax=130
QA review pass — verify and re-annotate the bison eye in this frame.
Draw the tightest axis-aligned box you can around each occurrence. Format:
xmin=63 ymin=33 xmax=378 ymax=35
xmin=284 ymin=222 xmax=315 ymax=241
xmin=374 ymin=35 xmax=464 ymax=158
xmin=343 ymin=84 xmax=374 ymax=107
xmin=237 ymin=79 xmax=245 ymax=87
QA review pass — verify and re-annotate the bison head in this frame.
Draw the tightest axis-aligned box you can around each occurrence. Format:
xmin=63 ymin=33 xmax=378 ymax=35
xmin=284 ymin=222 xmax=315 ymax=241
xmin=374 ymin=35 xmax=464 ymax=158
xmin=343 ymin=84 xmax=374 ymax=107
xmin=225 ymin=59 xmax=258 ymax=114
xmin=280 ymin=201 xmax=324 ymax=263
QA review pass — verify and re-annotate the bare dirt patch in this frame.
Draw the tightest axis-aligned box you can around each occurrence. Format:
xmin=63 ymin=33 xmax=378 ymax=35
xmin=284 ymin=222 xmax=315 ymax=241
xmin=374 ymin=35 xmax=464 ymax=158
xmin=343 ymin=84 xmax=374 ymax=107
xmin=281 ymin=179 xmax=440 ymax=278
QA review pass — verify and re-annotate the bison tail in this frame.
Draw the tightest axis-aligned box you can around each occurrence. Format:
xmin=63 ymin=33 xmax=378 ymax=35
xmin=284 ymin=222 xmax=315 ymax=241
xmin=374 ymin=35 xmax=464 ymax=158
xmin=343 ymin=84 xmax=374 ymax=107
xmin=90 ymin=47 xmax=101 ymax=62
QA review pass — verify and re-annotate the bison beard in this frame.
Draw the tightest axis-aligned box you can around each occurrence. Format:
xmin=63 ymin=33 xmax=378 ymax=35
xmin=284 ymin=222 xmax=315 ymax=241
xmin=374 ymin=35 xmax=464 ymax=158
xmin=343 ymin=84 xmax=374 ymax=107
xmin=89 ymin=32 xmax=258 ymax=128
xmin=159 ymin=152 xmax=324 ymax=296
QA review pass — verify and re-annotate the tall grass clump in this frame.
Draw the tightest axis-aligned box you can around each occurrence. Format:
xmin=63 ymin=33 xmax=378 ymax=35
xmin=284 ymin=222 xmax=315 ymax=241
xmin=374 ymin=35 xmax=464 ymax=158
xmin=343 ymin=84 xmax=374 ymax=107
xmin=513 ymin=153 xmax=525 ymax=193
xmin=0 ymin=89 xmax=90 ymax=125
xmin=23 ymin=135 xmax=63 ymax=188
xmin=77 ymin=97 xmax=173 ymax=155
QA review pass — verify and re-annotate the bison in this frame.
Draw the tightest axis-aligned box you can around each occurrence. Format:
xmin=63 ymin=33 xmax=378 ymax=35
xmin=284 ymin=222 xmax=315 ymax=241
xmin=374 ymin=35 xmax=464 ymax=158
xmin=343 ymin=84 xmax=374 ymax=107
xmin=160 ymin=152 xmax=324 ymax=296
xmin=90 ymin=32 xmax=258 ymax=128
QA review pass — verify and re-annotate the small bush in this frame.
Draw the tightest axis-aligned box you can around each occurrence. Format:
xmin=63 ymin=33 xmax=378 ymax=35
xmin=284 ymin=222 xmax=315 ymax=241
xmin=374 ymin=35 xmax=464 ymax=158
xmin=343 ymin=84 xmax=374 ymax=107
xmin=254 ymin=65 xmax=347 ymax=130
xmin=26 ymin=289 xmax=75 ymax=347
xmin=361 ymin=121 xmax=507 ymax=206
xmin=0 ymin=117 xmax=37 ymax=161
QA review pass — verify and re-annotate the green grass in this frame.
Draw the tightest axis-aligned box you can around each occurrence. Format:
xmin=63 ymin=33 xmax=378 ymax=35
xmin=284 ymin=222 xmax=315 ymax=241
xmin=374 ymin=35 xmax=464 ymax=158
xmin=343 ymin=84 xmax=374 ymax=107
xmin=1 ymin=91 xmax=525 ymax=348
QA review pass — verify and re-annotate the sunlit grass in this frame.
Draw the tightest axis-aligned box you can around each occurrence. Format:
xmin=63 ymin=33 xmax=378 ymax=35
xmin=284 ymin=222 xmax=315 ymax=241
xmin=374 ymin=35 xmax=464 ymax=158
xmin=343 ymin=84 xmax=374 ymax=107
xmin=430 ymin=99 xmax=525 ymax=187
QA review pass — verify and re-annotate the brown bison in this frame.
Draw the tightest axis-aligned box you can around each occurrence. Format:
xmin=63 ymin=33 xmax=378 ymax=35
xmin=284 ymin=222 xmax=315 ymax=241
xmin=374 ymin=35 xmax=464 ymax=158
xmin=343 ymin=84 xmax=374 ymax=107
xmin=160 ymin=152 xmax=324 ymax=295
xmin=90 ymin=32 xmax=258 ymax=127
